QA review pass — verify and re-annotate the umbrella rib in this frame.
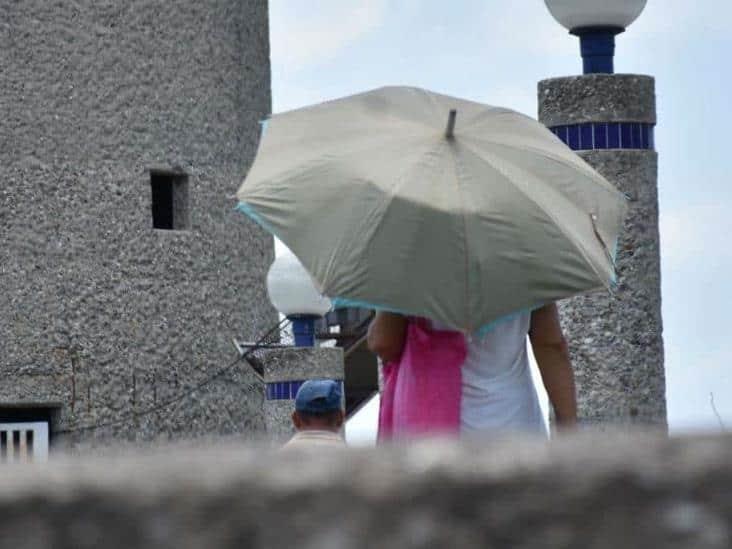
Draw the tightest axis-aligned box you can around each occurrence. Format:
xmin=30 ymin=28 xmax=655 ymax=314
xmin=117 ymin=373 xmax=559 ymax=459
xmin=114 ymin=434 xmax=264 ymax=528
xmin=459 ymin=141 xmax=612 ymax=291
xmin=449 ymin=141 xmax=473 ymax=332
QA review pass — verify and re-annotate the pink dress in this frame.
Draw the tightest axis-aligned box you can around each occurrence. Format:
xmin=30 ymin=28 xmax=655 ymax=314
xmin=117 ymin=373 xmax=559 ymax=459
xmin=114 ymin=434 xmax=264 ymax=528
xmin=378 ymin=318 xmax=467 ymax=440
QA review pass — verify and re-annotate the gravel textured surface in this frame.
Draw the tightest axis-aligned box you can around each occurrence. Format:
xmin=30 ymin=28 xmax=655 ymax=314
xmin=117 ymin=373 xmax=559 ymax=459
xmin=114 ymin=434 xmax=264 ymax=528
xmin=1 ymin=0 xmax=275 ymax=446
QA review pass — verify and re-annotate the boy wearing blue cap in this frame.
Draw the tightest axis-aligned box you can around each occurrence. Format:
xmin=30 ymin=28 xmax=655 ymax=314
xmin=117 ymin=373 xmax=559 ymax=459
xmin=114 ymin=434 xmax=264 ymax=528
xmin=283 ymin=379 xmax=346 ymax=448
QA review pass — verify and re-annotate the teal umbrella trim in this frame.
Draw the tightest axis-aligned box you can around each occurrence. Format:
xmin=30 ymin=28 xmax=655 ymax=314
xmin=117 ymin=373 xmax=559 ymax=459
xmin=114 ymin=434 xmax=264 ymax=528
xmin=609 ymin=237 xmax=619 ymax=287
xmin=332 ymin=296 xmax=542 ymax=337
xmin=331 ymin=297 xmax=412 ymax=318
xmin=236 ymin=201 xmax=282 ymax=242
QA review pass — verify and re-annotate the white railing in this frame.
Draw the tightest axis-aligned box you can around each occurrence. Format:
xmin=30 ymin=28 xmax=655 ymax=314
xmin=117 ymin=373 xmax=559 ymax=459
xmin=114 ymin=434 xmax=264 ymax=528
xmin=0 ymin=422 xmax=49 ymax=463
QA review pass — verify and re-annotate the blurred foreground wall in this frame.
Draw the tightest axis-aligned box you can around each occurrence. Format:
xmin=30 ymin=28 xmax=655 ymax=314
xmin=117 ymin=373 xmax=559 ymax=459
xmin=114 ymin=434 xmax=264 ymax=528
xmin=1 ymin=431 xmax=731 ymax=548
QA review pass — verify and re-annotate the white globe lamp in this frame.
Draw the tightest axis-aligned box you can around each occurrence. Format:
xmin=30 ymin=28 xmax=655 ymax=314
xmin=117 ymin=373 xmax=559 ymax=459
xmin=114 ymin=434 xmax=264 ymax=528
xmin=266 ymin=250 xmax=331 ymax=347
xmin=544 ymin=0 xmax=647 ymax=74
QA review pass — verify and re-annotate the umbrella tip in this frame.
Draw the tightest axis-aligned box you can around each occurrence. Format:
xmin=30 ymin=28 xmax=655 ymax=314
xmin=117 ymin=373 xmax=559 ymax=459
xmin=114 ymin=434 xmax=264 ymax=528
xmin=445 ymin=109 xmax=457 ymax=139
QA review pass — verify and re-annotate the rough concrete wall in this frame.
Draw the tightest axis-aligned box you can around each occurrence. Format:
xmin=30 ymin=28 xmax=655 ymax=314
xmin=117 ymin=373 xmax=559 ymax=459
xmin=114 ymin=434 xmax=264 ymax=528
xmin=538 ymin=75 xmax=666 ymax=426
xmin=567 ymin=151 xmax=665 ymax=424
xmin=0 ymin=1 xmax=275 ymax=445
xmin=1 ymin=432 xmax=731 ymax=548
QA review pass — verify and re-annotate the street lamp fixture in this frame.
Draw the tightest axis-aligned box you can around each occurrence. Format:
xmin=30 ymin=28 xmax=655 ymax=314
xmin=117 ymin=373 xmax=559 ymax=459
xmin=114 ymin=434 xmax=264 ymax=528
xmin=266 ymin=250 xmax=331 ymax=347
xmin=544 ymin=0 xmax=647 ymax=74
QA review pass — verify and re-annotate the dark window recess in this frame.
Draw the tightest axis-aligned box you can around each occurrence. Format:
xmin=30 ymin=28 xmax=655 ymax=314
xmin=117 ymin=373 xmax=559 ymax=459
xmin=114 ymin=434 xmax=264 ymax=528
xmin=0 ymin=407 xmax=55 ymax=423
xmin=0 ymin=406 xmax=56 ymax=447
xmin=150 ymin=170 xmax=190 ymax=230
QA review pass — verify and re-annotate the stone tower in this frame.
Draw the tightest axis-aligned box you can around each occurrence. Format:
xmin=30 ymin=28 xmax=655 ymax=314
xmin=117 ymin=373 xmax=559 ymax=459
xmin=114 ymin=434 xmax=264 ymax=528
xmin=538 ymin=76 xmax=666 ymax=427
xmin=0 ymin=1 xmax=275 ymax=447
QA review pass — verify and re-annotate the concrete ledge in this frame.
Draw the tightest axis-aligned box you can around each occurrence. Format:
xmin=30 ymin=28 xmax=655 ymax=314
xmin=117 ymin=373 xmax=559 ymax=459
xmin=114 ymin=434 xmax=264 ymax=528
xmin=538 ymin=74 xmax=656 ymax=126
xmin=1 ymin=431 xmax=731 ymax=548
xmin=261 ymin=347 xmax=344 ymax=383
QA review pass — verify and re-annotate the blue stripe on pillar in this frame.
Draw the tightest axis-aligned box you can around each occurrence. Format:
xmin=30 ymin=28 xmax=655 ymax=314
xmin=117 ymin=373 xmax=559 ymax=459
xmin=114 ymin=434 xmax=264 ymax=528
xmin=580 ymin=123 xmax=593 ymax=150
xmin=561 ymin=125 xmax=569 ymax=142
xmin=632 ymin=123 xmax=642 ymax=149
xmin=595 ymin=123 xmax=608 ymax=149
xmin=620 ymin=123 xmax=632 ymax=148
xmin=265 ymin=380 xmax=343 ymax=400
xmin=607 ymin=123 xmax=621 ymax=148
xmin=548 ymin=122 xmax=654 ymax=151
xmin=641 ymin=124 xmax=649 ymax=149
xmin=566 ymin=125 xmax=579 ymax=150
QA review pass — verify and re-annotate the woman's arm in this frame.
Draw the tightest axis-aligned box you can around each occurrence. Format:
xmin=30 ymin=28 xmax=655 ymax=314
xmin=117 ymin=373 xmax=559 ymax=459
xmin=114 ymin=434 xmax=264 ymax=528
xmin=529 ymin=304 xmax=577 ymax=429
xmin=367 ymin=312 xmax=408 ymax=363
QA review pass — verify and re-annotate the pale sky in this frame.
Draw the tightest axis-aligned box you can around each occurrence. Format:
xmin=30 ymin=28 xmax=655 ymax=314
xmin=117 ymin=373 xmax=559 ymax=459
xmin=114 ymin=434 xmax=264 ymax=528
xmin=268 ymin=1 xmax=732 ymax=435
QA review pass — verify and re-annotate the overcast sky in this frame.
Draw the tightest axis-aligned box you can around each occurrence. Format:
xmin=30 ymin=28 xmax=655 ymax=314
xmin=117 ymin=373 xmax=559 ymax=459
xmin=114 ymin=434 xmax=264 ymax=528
xmin=267 ymin=1 xmax=732 ymax=435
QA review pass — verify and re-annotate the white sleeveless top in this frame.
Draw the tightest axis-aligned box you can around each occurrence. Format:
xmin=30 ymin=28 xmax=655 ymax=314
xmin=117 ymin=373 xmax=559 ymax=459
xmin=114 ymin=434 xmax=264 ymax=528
xmin=434 ymin=312 xmax=546 ymax=436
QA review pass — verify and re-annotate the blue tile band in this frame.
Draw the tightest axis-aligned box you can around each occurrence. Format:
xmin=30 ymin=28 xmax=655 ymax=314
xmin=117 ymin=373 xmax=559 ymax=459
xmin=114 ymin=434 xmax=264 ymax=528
xmin=549 ymin=122 xmax=655 ymax=151
xmin=266 ymin=380 xmax=343 ymax=400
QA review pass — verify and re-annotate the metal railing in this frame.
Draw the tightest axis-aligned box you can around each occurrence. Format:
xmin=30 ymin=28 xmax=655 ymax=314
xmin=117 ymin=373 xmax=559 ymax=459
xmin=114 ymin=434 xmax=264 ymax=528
xmin=0 ymin=422 xmax=49 ymax=463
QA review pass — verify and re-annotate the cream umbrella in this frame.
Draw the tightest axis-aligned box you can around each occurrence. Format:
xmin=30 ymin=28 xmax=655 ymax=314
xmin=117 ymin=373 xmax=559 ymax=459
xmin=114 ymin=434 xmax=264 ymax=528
xmin=237 ymin=86 xmax=626 ymax=332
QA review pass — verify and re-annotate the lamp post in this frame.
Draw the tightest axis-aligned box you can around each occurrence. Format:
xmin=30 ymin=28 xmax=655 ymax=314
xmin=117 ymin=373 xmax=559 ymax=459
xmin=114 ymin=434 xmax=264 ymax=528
xmin=539 ymin=1 xmax=666 ymax=428
xmin=545 ymin=0 xmax=647 ymax=74
xmin=266 ymin=250 xmax=331 ymax=347
xmin=262 ymin=250 xmax=343 ymax=440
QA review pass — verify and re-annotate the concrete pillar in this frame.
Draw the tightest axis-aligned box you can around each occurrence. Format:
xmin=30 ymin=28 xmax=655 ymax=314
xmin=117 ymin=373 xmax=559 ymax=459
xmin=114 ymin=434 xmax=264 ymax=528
xmin=262 ymin=347 xmax=344 ymax=440
xmin=538 ymin=74 xmax=666 ymax=427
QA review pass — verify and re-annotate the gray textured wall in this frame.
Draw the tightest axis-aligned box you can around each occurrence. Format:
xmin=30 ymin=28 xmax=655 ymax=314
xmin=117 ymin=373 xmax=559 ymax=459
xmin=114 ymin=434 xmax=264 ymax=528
xmin=538 ymin=75 xmax=666 ymax=426
xmin=0 ymin=1 xmax=275 ymax=445
xmin=1 ymin=432 xmax=731 ymax=548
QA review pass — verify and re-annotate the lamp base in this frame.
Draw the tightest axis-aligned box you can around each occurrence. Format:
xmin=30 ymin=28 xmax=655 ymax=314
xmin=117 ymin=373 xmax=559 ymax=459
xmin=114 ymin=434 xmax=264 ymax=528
xmin=288 ymin=315 xmax=320 ymax=347
xmin=571 ymin=26 xmax=624 ymax=75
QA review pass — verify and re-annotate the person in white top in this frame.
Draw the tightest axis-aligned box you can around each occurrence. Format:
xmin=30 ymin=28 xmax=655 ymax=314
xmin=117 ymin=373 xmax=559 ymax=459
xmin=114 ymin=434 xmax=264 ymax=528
xmin=367 ymin=304 xmax=577 ymax=435
xmin=458 ymin=311 xmax=545 ymax=435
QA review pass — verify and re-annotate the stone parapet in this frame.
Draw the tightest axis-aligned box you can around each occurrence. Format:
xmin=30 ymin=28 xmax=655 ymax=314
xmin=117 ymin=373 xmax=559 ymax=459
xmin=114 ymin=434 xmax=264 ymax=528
xmin=1 ymin=432 xmax=731 ymax=548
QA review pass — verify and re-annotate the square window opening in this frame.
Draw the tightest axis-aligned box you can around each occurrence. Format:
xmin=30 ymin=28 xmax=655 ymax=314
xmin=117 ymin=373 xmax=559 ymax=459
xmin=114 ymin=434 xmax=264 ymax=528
xmin=150 ymin=169 xmax=190 ymax=230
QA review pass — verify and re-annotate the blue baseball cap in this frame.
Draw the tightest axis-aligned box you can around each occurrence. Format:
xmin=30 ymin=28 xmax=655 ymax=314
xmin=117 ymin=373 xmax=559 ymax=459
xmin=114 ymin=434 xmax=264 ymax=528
xmin=295 ymin=379 xmax=343 ymax=414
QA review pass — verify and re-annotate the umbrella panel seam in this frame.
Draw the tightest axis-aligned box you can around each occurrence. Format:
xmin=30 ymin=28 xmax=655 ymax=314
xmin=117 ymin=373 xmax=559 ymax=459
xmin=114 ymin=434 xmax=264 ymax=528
xmin=448 ymin=140 xmax=475 ymax=332
xmin=464 ymin=134 xmax=621 ymax=199
xmin=458 ymin=141 xmax=613 ymax=292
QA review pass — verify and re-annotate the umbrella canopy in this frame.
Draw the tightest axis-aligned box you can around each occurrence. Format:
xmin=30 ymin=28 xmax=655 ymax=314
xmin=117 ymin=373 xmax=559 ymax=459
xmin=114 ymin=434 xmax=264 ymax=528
xmin=237 ymin=86 xmax=626 ymax=332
